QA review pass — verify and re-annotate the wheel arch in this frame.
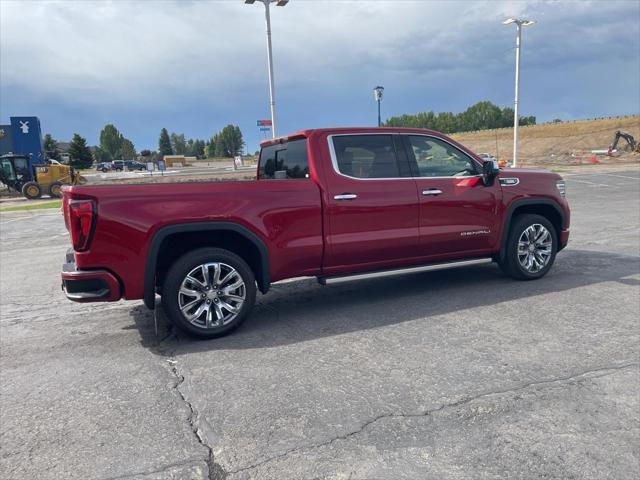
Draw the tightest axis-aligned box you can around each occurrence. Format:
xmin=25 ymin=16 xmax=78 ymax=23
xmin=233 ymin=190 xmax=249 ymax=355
xmin=144 ymin=222 xmax=270 ymax=309
xmin=499 ymin=198 xmax=566 ymax=262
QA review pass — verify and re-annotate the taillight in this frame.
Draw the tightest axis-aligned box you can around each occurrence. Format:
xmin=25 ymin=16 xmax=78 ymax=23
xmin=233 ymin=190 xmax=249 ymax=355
xmin=69 ymin=200 xmax=95 ymax=251
xmin=62 ymin=196 xmax=70 ymax=230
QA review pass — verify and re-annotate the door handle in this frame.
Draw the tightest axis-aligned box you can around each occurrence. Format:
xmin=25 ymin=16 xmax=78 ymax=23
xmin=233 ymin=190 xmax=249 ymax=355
xmin=422 ymin=189 xmax=443 ymax=196
xmin=334 ymin=193 xmax=358 ymax=200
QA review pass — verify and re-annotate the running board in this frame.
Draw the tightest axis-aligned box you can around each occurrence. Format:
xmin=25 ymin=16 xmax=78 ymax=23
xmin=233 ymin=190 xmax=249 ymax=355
xmin=317 ymin=258 xmax=493 ymax=285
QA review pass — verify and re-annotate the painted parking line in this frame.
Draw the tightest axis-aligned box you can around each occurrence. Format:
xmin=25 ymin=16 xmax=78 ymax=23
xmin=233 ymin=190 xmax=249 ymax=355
xmin=0 ymin=216 xmax=32 ymax=224
xmin=566 ymin=178 xmax=610 ymax=187
xmin=0 ymin=212 xmax=61 ymax=224
xmin=602 ymin=173 xmax=640 ymax=180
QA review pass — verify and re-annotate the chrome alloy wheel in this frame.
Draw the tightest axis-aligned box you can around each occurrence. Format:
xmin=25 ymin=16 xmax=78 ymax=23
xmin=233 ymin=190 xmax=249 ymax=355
xmin=517 ymin=223 xmax=553 ymax=273
xmin=177 ymin=262 xmax=246 ymax=329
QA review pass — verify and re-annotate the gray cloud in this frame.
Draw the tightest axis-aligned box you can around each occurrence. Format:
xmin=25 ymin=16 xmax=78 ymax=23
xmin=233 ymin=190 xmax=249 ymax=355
xmin=1 ymin=0 xmax=638 ymax=149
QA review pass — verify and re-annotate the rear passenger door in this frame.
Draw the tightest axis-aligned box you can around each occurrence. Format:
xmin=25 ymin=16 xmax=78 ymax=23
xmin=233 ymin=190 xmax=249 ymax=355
xmin=323 ymin=134 xmax=421 ymax=272
xmin=403 ymin=134 xmax=502 ymax=257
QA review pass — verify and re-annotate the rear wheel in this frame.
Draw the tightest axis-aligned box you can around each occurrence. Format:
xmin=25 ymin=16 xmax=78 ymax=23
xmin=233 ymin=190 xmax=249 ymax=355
xmin=48 ymin=181 xmax=63 ymax=198
xmin=162 ymin=248 xmax=257 ymax=338
xmin=22 ymin=182 xmax=42 ymax=200
xmin=499 ymin=214 xmax=557 ymax=280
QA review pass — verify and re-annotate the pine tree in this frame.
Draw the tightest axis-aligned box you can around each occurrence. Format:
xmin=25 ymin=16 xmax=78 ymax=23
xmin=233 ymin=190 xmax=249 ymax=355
xmin=43 ymin=134 xmax=60 ymax=161
xmin=120 ymin=138 xmax=136 ymax=159
xmin=207 ymin=137 xmax=216 ymax=158
xmin=159 ymin=128 xmax=173 ymax=156
xmin=68 ymin=134 xmax=93 ymax=169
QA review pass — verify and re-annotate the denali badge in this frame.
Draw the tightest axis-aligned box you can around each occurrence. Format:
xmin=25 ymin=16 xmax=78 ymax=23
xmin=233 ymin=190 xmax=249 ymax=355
xmin=461 ymin=229 xmax=491 ymax=236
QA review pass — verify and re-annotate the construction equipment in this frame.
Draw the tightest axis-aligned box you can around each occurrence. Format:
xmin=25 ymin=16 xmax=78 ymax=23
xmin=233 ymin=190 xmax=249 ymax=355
xmin=0 ymin=154 xmax=86 ymax=199
xmin=609 ymin=131 xmax=639 ymax=154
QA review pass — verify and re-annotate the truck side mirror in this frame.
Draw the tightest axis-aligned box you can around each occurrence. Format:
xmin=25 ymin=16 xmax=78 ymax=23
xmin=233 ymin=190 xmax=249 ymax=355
xmin=482 ymin=160 xmax=500 ymax=186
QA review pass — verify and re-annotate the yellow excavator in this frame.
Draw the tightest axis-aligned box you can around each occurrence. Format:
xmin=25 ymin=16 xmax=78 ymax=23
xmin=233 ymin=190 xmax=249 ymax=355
xmin=609 ymin=131 xmax=639 ymax=154
xmin=0 ymin=154 xmax=86 ymax=199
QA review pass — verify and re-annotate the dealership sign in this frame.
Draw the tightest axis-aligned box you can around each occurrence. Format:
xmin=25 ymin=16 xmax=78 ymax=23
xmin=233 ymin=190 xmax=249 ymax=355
xmin=257 ymin=120 xmax=272 ymax=127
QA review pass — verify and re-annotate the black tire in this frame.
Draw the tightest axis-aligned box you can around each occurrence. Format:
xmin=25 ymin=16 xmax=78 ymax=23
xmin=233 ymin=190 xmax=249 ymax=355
xmin=161 ymin=248 xmax=257 ymax=338
xmin=22 ymin=181 xmax=42 ymax=200
xmin=115 ymin=168 xmax=123 ymax=172
xmin=101 ymin=168 xmax=108 ymax=173
xmin=48 ymin=181 xmax=63 ymax=198
xmin=499 ymin=214 xmax=557 ymax=280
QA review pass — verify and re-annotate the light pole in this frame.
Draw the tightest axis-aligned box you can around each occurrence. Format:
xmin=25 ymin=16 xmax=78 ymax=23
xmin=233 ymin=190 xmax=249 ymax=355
xmin=374 ymin=86 xmax=384 ymax=127
xmin=245 ymin=0 xmax=289 ymax=138
xmin=503 ymin=18 xmax=535 ymax=168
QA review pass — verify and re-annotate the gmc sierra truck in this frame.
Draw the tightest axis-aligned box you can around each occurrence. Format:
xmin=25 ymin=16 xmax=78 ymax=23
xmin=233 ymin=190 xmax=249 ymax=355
xmin=61 ymin=127 xmax=570 ymax=338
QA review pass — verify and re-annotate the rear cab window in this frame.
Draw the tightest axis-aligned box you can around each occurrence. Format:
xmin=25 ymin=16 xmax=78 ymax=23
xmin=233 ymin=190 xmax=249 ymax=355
xmin=259 ymin=138 xmax=309 ymax=180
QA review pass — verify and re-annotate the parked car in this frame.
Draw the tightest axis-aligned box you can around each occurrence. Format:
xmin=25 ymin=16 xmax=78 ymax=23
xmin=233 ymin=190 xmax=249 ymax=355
xmin=112 ymin=160 xmax=125 ymax=171
xmin=96 ymin=162 xmax=113 ymax=173
xmin=125 ymin=160 xmax=146 ymax=171
xmin=478 ymin=153 xmax=497 ymax=162
xmin=61 ymin=127 xmax=570 ymax=338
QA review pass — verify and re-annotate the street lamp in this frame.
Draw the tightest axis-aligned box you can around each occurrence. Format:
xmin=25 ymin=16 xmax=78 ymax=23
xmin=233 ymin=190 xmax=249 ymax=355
xmin=245 ymin=0 xmax=289 ymax=138
xmin=503 ymin=17 xmax=535 ymax=168
xmin=374 ymin=86 xmax=384 ymax=127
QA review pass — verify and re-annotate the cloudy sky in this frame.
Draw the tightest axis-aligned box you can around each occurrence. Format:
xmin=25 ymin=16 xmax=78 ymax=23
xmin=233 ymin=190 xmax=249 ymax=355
xmin=1 ymin=0 xmax=639 ymax=152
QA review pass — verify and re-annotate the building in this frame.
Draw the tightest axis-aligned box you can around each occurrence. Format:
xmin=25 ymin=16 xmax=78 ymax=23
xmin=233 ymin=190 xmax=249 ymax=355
xmin=0 ymin=117 xmax=45 ymax=172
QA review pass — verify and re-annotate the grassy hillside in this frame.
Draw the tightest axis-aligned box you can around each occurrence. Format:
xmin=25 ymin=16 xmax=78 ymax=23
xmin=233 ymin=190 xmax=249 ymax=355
xmin=451 ymin=116 xmax=640 ymax=166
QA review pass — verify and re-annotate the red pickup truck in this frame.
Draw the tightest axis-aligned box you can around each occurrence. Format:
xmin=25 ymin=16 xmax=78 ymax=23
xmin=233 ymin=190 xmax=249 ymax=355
xmin=61 ymin=128 xmax=570 ymax=338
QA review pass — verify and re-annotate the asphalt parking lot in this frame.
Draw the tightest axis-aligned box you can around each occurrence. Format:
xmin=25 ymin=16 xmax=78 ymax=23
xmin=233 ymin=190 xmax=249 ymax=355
xmin=1 ymin=168 xmax=638 ymax=480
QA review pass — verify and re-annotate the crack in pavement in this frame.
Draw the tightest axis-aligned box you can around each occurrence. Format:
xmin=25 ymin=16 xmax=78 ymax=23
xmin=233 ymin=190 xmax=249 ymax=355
xmin=228 ymin=361 xmax=639 ymax=476
xmin=100 ymin=459 xmax=208 ymax=480
xmin=159 ymin=332 xmax=228 ymax=480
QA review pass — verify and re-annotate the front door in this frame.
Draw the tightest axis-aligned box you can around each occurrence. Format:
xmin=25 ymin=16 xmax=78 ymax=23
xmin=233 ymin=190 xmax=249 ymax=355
xmin=323 ymin=134 xmax=421 ymax=273
xmin=402 ymin=134 xmax=502 ymax=258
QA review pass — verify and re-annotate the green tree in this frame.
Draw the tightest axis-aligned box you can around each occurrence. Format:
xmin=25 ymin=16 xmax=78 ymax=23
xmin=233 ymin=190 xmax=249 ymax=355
xmin=207 ymin=136 xmax=217 ymax=158
xmin=68 ymin=133 xmax=93 ymax=169
xmin=170 ymin=132 xmax=186 ymax=155
xmin=519 ymin=115 xmax=536 ymax=126
xmin=384 ymin=101 xmax=535 ymax=133
xmin=214 ymin=133 xmax=225 ymax=157
xmin=120 ymin=138 xmax=136 ymax=159
xmin=93 ymin=147 xmax=111 ymax=163
xmin=460 ymin=101 xmax=502 ymax=131
xmin=43 ymin=134 xmax=60 ymax=161
xmin=185 ymin=138 xmax=195 ymax=157
xmin=159 ymin=128 xmax=173 ymax=156
xmin=219 ymin=125 xmax=244 ymax=157
xmin=194 ymin=139 xmax=205 ymax=159
xmin=500 ymin=107 xmax=515 ymax=128
xmin=99 ymin=124 xmax=123 ymax=159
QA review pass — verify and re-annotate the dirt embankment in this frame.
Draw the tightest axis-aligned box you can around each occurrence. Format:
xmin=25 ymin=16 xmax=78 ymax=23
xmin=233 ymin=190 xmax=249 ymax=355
xmin=451 ymin=116 xmax=640 ymax=167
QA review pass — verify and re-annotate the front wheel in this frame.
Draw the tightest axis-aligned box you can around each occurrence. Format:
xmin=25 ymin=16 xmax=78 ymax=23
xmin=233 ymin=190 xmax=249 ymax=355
xmin=162 ymin=248 xmax=257 ymax=338
xmin=499 ymin=214 xmax=557 ymax=280
xmin=22 ymin=181 xmax=42 ymax=199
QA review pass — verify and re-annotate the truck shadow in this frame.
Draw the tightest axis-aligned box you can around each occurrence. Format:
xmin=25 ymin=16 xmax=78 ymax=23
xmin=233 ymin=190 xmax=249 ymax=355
xmin=130 ymin=248 xmax=639 ymax=355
